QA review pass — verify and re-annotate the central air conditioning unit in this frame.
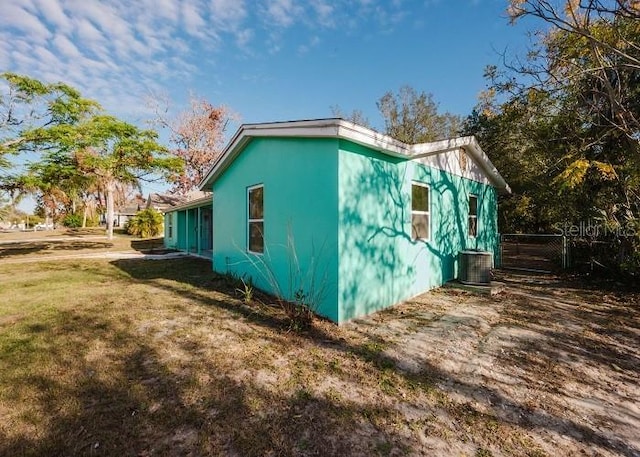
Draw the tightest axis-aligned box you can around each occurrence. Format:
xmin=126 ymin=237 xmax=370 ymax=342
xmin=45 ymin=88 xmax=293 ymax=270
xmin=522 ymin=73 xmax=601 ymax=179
xmin=459 ymin=250 xmax=493 ymax=285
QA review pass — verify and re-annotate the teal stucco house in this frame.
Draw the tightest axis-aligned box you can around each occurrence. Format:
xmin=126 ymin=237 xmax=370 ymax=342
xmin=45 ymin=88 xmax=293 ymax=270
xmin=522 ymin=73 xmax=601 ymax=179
xmin=164 ymin=119 xmax=510 ymax=324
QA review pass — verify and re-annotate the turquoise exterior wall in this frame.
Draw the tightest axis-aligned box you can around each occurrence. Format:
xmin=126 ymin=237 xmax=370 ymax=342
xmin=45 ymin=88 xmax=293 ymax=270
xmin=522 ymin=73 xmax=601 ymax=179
xmin=211 ymin=138 xmax=340 ymax=322
xmin=176 ymin=211 xmax=187 ymax=251
xmin=164 ymin=212 xmax=178 ymax=249
xmin=164 ymin=203 xmax=214 ymax=256
xmin=337 ymin=140 xmax=498 ymax=323
xmin=186 ymin=209 xmax=198 ymax=253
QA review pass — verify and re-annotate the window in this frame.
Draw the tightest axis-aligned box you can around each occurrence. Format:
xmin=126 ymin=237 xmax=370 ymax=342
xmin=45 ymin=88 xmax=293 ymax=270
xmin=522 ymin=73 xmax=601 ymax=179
xmin=248 ymin=185 xmax=264 ymax=253
xmin=167 ymin=215 xmax=173 ymax=238
xmin=411 ymin=182 xmax=430 ymax=240
xmin=468 ymin=194 xmax=478 ymax=238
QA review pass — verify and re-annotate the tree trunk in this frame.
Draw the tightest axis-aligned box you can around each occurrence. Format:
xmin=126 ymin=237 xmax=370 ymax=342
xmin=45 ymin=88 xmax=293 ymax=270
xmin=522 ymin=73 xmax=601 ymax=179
xmin=106 ymin=179 xmax=115 ymax=240
xmin=82 ymin=205 xmax=88 ymax=228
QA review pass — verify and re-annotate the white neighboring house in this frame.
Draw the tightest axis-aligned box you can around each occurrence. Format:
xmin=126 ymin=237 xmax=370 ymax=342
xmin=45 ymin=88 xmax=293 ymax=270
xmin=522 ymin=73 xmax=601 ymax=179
xmin=105 ymin=191 xmax=209 ymax=233
xmin=109 ymin=196 xmax=147 ymax=228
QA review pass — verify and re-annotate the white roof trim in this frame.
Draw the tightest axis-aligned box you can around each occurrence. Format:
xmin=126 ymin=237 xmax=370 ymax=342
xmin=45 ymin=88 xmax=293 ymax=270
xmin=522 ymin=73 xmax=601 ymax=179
xmin=164 ymin=195 xmax=212 ymax=213
xmin=199 ymin=118 xmax=511 ymax=194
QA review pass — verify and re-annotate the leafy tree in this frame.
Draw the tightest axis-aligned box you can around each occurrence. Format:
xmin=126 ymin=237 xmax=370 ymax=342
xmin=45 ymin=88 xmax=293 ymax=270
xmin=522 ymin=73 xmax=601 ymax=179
xmin=25 ymin=149 xmax=107 ymax=228
xmin=64 ymin=115 xmax=180 ymax=240
xmin=22 ymin=152 xmax=77 ymax=225
xmin=463 ymin=0 xmax=640 ymax=277
xmin=1 ymin=73 xmax=100 ymax=227
xmin=126 ymin=208 xmax=164 ymax=238
xmin=1 ymin=72 xmax=99 ymax=165
xmin=149 ymin=94 xmax=235 ymax=194
xmin=62 ymin=213 xmax=82 ymax=228
xmin=377 ymin=85 xmax=462 ymax=143
xmin=1 ymin=75 xmax=182 ymax=240
xmin=0 ymin=175 xmax=27 ymax=216
xmin=0 ymin=191 xmax=10 ymax=221
xmin=507 ymin=0 xmax=640 ymax=142
xmin=0 ymin=184 xmax=28 ymax=226
xmin=330 ymin=105 xmax=371 ymax=128
xmin=468 ymin=0 xmax=640 ymax=234
xmin=462 ymin=100 xmax=580 ymax=232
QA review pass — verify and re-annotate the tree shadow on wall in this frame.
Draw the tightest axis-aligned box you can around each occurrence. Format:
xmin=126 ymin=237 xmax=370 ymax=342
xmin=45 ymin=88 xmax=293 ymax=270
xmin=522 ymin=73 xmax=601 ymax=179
xmin=338 ymin=154 xmax=477 ymax=319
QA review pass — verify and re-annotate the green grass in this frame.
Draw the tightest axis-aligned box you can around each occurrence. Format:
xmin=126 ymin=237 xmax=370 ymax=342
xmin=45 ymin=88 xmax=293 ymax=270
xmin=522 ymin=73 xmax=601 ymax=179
xmin=0 ymin=231 xmax=166 ymax=261
xmin=1 ymin=258 xmax=430 ymax=456
xmin=3 ymin=256 xmax=630 ymax=456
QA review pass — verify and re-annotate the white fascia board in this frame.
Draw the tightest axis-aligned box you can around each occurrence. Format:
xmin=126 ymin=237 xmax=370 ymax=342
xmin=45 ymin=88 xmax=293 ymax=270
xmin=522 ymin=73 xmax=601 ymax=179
xmin=198 ymin=126 xmax=250 ymax=190
xmin=244 ymin=123 xmax=340 ymax=140
xmin=336 ymin=120 xmax=410 ymax=157
xmin=165 ymin=195 xmax=213 ymax=213
xmin=410 ymin=136 xmax=510 ymax=194
xmin=410 ymin=136 xmax=474 ymax=158
xmin=198 ymin=119 xmax=410 ymax=189
xmin=242 ymin=118 xmax=341 ymax=131
xmin=459 ymin=137 xmax=512 ymax=195
xmin=198 ymin=120 xmax=342 ymax=189
xmin=244 ymin=119 xmax=409 ymax=156
xmin=198 ymin=119 xmax=511 ymax=194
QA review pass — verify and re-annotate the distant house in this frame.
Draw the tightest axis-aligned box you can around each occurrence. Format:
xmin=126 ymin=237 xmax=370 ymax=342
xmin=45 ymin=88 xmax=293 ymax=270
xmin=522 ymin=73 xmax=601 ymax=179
xmin=164 ymin=119 xmax=510 ymax=323
xmin=113 ymin=197 xmax=146 ymax=228
xmin=146 ymin=193 xmax=190 ymax=213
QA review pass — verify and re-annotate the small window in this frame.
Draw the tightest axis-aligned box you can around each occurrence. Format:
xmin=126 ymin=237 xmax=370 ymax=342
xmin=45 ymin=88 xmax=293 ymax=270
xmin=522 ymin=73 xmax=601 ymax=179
xmin=469 ymin=194 xmax=478 ymax=238
xmin=411 ymin=182 xmax=430 ymax=240
xmin=167 ymin=215 xmax=173 ymax=238
xmin=248 ymin=185 xmax=264 ymax=253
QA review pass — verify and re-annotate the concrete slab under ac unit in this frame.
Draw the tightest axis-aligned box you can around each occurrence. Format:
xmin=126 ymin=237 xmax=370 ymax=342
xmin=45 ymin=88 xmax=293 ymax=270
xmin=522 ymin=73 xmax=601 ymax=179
xmin=443 ymin=280 xmax=506 ymax=296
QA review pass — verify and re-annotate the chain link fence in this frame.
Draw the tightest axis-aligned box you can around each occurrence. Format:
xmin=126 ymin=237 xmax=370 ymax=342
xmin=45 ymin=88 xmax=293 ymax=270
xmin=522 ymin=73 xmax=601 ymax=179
xmin=500 ymin=233 xmax=639 ymax=280
xmin=500 ymin=234 xmax=568 ymax=273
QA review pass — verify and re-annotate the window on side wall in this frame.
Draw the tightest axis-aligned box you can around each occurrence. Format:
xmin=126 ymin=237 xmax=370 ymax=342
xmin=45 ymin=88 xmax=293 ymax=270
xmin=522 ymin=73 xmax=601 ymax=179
xmin=248 ymin=184 xmax=264 ymax=253
xmin=469 ymin=194 xmax=478 ymax=238
xmin=411 ymin=182 xmax=430 ymax=241
xmin=167 ymin=215 xmax=173 ymax=238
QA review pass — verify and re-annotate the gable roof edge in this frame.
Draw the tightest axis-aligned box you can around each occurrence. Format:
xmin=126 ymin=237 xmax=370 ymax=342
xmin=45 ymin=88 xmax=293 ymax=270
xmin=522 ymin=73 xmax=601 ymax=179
xmin=198 ymin=119 xmax=511 ymax=194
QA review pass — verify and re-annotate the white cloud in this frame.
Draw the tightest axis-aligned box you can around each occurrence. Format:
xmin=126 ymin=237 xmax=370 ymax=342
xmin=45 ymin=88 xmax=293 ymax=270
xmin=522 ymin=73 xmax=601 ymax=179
xmin=181 ymin=0 xmax=209 ymax=38
xmin=210 ymin=0 xmax=246 ymax=27
xmin=210 ymin=0 xmax=250 ymax=47
xmin=311 ymin=1 xmax=334 ymax=27
xmin=75 ymin=19 xmax=105 ymax=44
xmin=148 ymin=0 xmax=179 ymax=21
xmin=298 ymin=35 xmax=320 ymax=55
xmin=52 ymin=34 xmax=81 ymax=59
xmin=1 ymin=3 xmax=52 ymax=42
xmin=33 ymin=0 xmax=70 ymax=31
xmin=235 ymin=28 xmax=253 ymax=47
xmin=263 ymin=0 xmax=303 ymax=28
xmin=1 ymin=0 xmax=413 ymax=118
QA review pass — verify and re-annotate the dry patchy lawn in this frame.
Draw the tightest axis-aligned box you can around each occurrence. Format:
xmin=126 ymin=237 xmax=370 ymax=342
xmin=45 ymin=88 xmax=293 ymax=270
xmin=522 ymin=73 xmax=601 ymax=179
xmin=0 ymin=257 xmax=638 ymax=457
xmin=0 ymin=229 xmax=166 ymax=262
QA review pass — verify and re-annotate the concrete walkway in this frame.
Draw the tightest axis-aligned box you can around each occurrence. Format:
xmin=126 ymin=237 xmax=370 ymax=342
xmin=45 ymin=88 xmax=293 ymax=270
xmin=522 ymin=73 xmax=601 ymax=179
xmin=0 ymin=250 xmax=189 ymax=265
xmin=0 ymin=235 xmax=110 ymax=245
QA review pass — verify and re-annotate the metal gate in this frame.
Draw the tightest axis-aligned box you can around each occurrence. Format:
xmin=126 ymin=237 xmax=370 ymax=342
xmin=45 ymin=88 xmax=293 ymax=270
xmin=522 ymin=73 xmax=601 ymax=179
xmin=500 ymin=234 xmax=568 ymax=273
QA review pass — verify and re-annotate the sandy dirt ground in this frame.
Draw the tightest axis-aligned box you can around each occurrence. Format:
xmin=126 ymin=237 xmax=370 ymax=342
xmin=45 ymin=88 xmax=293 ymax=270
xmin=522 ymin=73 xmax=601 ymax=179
xmin=1 ymin=240 xmax=637 ymax=456
xmin=345 ymin=272 xmax=640 ymax=456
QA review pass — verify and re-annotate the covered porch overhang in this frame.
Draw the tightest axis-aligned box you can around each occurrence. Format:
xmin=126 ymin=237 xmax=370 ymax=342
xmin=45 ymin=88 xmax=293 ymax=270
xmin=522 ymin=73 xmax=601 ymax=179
xmin=165 ymin=196 xmax=213 ymax=259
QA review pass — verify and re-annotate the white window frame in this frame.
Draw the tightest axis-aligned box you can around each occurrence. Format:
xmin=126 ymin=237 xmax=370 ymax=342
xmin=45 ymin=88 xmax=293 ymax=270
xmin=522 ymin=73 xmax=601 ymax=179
xmin=167 ymin=214 xmax=173 ymax=238
xmin=468 ymin=193 xmax=478 ymax=238
xmin=247 ymin=184 xmax=264 ymax=254
xmin=411 ymin=181 xmax=431 ymax=241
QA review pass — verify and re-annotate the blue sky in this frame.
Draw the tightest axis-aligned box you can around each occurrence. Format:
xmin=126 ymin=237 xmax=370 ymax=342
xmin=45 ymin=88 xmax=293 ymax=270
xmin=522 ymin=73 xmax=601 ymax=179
xmin=1 ymin=0 xmax=535 ymax=204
